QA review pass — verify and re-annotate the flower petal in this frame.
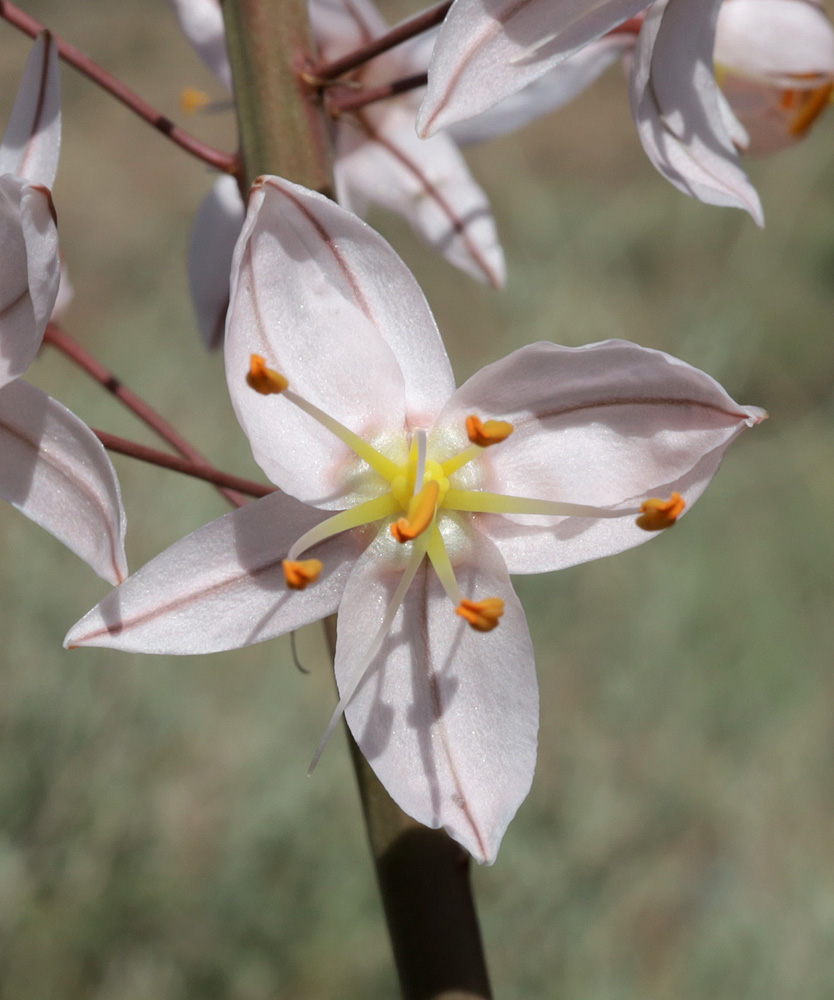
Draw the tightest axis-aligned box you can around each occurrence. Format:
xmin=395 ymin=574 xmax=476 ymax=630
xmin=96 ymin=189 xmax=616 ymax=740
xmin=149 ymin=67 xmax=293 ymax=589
xmin=417 ymin=0 xmax=647 ymax=137
xmin=65 ymin=490 xmax=363 ymax=653
xmin=0 ymin=379 xmax=127 ymax=585
xmin=0 ymin=179 xmax=59 ymax=388
xmin=449 ymin=34 xmax=634 ymax=145
xmin=715 ymin=0 xmax=834 ymax=86
xmin=437 ymin=340 xmax=764 ymax=573
xmin=166 ymin=0 xmax=233 ymax=91
xmin=335 ymin=106 xmax=505 ymax=286
xmin=335 ymin=526 xmax=538 ymax=863
xmin=629 ymin=0 xmax=764 ymax=224
xmin=0 ymin=32 xmax=61 ymax=189
xmin=224 ymin=177 xmax=454 ymax=505
xmin=188 ymin=174 xmax=245 ymax=349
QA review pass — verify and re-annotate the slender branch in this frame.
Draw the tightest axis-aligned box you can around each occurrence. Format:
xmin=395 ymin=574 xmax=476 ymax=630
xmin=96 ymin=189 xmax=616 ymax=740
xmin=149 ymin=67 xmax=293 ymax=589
xmin=326 ymin=73 xmax=427 ymax=116
xmin=94 ymin=431 xmax=274 ymax=498
xmin=44 ymin=323 xmax=249 ymax=507
xmin=0 ymin=0 xmax=237 ymax=173
xmin=311 ymin=0 xmax=451 ymax=81
xmin=324 ymin=619 xmax=493 ymax=1000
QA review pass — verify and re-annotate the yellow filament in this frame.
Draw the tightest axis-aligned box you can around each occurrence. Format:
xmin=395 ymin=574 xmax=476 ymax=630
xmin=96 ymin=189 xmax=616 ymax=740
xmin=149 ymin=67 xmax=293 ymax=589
xmin=391 ymin=480 xmax=439 ymax=543
xmin=444 ymin=488 xmax=638 ymax=519
xmin=283 ymin=559 xmax=323 ymax=589
xmin=247 ymin=354 xmax=288 ymax=395
xmin=636 ymin=492 xmax=686 ymax=531
xmin=427 ymin=527 xmax=463 ymax=605
xmin=456 ymin=597 xmax=505 ymax=632
xmin=465 ymin=414 xmax=514 ymax=447
xmin=286 ymin=495 xmax=400 ymax=562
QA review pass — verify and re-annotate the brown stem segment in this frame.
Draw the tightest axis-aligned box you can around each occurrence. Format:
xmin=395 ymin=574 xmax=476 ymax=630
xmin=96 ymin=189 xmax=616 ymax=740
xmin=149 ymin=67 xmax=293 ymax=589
xmin=222 ymin=0 xmax=332 ymax=191
xmin=312 ymin=0 xmax=451 ymax=81
xmin=44 ymin=323 xmax=248 ymax=507
xmin=326 ymin=73 xmax=428 ymax=116
xmin=324 ymin=619 xmax=493 ymax=1000
xmin=94 ymin=431 xmax=274 ymax=499
xmin=0 ymin=0 xmax=236 ymax=173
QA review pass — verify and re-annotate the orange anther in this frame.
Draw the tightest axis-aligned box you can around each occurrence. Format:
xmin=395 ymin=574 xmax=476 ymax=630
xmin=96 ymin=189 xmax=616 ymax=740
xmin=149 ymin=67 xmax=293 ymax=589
xmin=466 ymin=414 xmax=514 ymax=448
xmin=391 ymin=480 xmax=439 ymax=543
xmin=456 ymin=597 xmax=505 ymax=632
xmin=789 ymin=82 xmax=833 ymax=137
xmin=180 ymin=86 xmax=211 ymax=114
xmin=247 ymin=354 xmax=288 ymax=395
xmin=283 ymin=558 xmax=323 ymax=590
xmin=636 ymin=492 xmax=686 ymax=532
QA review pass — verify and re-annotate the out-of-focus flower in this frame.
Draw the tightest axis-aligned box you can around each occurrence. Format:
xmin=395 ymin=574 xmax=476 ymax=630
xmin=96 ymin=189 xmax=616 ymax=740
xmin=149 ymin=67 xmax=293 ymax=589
xmin=715 ymin=0 xmax=834 ymax=153
xmin=418 ymin=0 xmax=769 ymax=222
xmin=0 ymin=34 xmax=127 ymax=585
xmin=66 ymin=176 xmax=764 ymax=862
xmin=167 ymin=0 xmax=503 ymax=350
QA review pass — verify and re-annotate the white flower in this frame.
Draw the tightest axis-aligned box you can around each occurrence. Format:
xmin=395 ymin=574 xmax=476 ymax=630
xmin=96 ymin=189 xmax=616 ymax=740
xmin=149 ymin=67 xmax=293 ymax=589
xmin=66 ymin=177 xmax=763 ymax=861
xmin=0 ymin=34 xmax=127 ymax=585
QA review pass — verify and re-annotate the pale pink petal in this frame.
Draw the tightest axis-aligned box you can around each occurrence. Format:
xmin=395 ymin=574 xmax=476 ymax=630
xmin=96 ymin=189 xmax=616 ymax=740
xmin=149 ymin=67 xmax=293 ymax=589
xmin=715 ymin=0 xmax=834 ymax=86
xmin=449 ymin=33 xmax=634 ymax=145
xmin=629 ymin=0 xmax=764 ymax=224
xmin=335 ymin=105 xmax=505 ymax=286
xmin=417 ymin=0 xmax=648 ymax=137
xmin=224 ymin=177 xmax=454 ymax=506
xmin=309 ymin=0 xmax=388 ymax=60
xmin=0 ymin=179 xmax=59 ymax=388
xmin=50 ymin=255 xmax=74 ymax=322
xmin=166 ymin=0 xmax=233 ymax=91
xmin=0 ymin=33 xmax=61 ymax=189
xmin=65 ymin=490 xmax=364 ymax=654
xmin=188 ymin=174 xmax=245 ymax=349
xmin=436 ymin=340 xmax=765 ymax=573
xmin=0 ymin=379 xmax=127 ymax=585
xmin=336 ymin=526 xmax=538 ymax=863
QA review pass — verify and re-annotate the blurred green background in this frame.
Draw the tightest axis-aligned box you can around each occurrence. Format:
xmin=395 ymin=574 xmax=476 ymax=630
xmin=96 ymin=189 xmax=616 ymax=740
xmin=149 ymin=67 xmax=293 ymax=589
xmin=2 ymin=2 xmax=834 ymax=997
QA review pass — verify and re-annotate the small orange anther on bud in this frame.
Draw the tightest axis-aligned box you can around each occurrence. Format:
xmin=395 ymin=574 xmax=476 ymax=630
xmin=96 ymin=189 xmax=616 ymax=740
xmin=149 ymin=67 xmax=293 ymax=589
xmin=180 ymin=86 xmax=211 ymax=115
xmin=788 ymin=81 xmax=834 ymax=137
xmin=283 ymin=558 xmax=323 ymax=590
xmin=247 ymin=354 xmax=288 ymax=395
xmin=391 ymin=480 xmax=439 ymax=543
xmin=466 ymin=414 xmax=514 ymax=448
xmin=636 ymin=492 xmax=686 ymax=531
xmin=456 ymin=597 xmax=505 ymax=632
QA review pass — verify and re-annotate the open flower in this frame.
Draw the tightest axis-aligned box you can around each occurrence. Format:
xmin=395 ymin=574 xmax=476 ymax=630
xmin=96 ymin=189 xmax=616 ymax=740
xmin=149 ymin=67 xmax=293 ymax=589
xmin=66 ymin=176 xmax=763 ymax=860
xmin=0 ymin=34 xmax=127 ymax=585
xmin=168 ymin=0 xmax=503 ymax=349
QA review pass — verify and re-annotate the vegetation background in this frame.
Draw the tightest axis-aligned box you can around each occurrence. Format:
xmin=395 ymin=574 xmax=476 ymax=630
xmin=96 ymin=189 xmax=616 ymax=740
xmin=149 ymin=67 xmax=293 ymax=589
xmin=1 ymin=1 xmax=833 ymax=997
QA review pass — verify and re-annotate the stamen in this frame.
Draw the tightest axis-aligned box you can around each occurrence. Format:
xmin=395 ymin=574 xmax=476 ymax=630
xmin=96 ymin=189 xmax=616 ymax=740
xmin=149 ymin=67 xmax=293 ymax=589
xmin=789 ymin=82 xmax=833 ymax=136
xmin=391 ymin=480 xmax=439 ymax=543
xmin=180 ymin=86 xmax=211 ymax=114
xmin=456 ymin=597 xmax=505 ymax=632
xmin=636 ymin=492 xmax=686 ymax=531
xmin=427 ymin=527 xmax=464 ymax=606
xmin=465 ymin=414 xmax=514 ymax=448
xmin=444 ymin=488 xmax=640 ymax=519
xmin=286 ymin=495 xmax=400 ymax=562
xmin=309 ymin=533 xmax=430 ymax=774
xmin=247 ymin=354 xmax=288 ymax=395
xmin=283 ymin=559 xmax=323 ymax=589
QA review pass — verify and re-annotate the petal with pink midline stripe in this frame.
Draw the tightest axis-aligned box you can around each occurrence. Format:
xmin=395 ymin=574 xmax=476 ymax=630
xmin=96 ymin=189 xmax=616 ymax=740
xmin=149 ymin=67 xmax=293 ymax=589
xmin=335 ymin=525 xmax=538 ymax=863
xmin=65 ymin=489 xmax=365 ymax=653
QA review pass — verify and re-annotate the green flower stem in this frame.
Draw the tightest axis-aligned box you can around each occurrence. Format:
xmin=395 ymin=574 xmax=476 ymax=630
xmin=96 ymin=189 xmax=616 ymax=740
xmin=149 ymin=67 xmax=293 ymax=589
xmin=326 ymin=620 xmax=493 ymax=1000
xmin=222 ymin=0 xmax=332 ymax=192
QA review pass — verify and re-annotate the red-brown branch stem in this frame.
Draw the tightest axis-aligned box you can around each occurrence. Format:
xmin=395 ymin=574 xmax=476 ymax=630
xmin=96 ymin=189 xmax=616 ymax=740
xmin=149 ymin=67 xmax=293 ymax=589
xmin=0 ymin=0 xmax=238 ymax=173
xmin=44 ymin=323 xmax=249 ymax=507
xmin=311 ymin=0 xmax=451 ymax=81
xmin=326 ymin=72 xmax=427 ymax=116
xmin=94 ymin=431 xmax=274 ymax=499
